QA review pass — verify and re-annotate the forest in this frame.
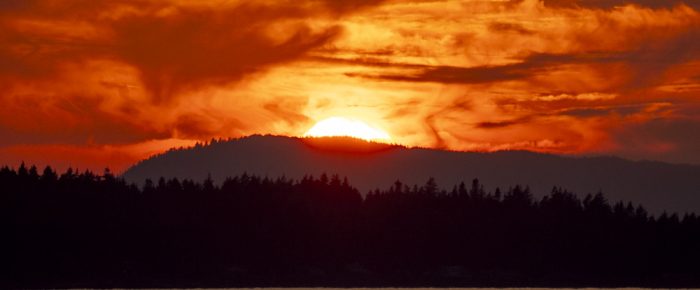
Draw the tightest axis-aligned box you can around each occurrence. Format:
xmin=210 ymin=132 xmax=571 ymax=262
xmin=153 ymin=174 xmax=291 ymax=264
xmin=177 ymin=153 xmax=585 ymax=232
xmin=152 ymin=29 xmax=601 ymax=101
xmin=2 ymin=163 xmax=700 ymax=288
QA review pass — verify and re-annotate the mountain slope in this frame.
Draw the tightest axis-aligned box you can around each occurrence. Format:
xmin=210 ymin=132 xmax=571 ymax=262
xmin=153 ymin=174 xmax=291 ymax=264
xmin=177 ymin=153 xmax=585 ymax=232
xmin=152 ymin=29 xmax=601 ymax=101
xmin=122 ymin=135 xmax=700 ymax=214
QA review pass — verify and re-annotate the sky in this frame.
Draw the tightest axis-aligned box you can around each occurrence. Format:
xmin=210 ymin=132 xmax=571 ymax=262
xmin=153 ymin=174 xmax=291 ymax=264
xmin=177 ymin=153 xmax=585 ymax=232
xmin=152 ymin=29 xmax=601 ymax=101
xmin=1 ymin=0 xmax=700 ymax=172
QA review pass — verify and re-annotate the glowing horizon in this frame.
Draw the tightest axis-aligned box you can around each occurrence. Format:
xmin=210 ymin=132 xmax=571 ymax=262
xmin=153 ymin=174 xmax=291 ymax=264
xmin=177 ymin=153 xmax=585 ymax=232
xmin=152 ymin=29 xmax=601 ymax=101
xmin=304 ymin=117 xmax=391 ymax=142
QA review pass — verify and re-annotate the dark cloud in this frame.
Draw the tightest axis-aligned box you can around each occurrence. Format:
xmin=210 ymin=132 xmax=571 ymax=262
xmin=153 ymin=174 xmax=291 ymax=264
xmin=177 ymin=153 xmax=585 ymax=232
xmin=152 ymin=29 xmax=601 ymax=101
xmin=476 ymin=116 xmax=532 ymax=129
xmin=474 ymin=102 xmax=667 ymax=131
xmin=323 ymin=0 xmax=388 ymax=14
xmin=559 ymin=104 xmax=647 ymax=117
xmin=341 ymin=52 xmax=603 ymax=84
xmin=109 ymin=5 xmax=342 ymax=102
xmin=344 ymin=61 xmax=532 ymax=84
xmin=0 ymin=0 xmax=391 ymax=148
xmin=474 ymin=104 xmax=640 ymax=129
xmin=488 ymin=22 xmax=534 ymax=35
xmin=0 ymin=1 xmax=346 ymax=100
xmin=343 ymin=26 xmax=700 ymax=89
xmin=0 ymin=0 xmax=390 ymax=101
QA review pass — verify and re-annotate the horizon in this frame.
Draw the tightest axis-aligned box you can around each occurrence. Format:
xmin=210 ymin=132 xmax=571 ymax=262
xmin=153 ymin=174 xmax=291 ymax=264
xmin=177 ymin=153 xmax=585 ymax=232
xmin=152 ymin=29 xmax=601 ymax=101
xmin=4 ymin=134 xmax=700 ymax=174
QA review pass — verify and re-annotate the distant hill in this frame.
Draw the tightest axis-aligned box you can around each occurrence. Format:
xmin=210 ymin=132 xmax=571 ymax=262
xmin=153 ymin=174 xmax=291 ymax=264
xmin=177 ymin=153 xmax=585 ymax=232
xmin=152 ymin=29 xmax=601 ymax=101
xmin=122 ymin=135 xmax=700 ymax=214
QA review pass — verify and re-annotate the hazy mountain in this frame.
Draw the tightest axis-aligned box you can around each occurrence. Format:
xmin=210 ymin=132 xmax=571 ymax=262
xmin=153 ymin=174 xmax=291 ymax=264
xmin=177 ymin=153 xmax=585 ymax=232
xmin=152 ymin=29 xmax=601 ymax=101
xmin=122 ymin=135 xmax=700 ymax=214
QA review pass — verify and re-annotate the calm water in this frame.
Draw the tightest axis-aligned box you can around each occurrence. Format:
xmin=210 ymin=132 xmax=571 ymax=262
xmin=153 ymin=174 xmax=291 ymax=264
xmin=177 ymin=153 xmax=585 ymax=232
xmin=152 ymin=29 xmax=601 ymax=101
xmin=233 ymin=288 xmax=651 ymax=290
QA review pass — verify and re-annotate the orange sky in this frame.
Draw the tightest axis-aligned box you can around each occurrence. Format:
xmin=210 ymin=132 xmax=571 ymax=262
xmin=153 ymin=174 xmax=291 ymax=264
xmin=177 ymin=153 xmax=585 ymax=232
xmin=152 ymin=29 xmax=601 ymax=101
xmin=1 ymin=0 xmax=700 ymax=172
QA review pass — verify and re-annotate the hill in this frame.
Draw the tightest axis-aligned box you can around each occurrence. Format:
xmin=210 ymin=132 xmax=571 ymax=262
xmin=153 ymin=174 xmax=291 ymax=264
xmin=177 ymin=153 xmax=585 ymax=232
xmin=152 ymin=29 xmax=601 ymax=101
xmin=121 ymin=135 xmax=700 ymax=214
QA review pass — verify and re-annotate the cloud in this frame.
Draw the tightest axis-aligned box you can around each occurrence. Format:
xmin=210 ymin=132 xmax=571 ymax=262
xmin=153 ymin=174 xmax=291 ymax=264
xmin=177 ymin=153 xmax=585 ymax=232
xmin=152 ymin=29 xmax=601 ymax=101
xmin=0 ymin=1 xmax=351 ymax=99
xmin=346 ymin=62 xmax=530 ymax=84
xmin=422 ymin=98 xmax=472 ymax=148
xmin=534 ymin=92 xmax=617 ymax=101
xmin=323 ymin=0 xmax=389 ymax=14
xmin=2 ymin=0 xmax=700 ymax=171
xmin=339 ymin=52 xmax=606 ymax=85
xmin=108 ymin=4 xmax=344 ymax=102
xmin=558 ymin=104 xmax=649 ymax=118
xmin=488 ymin=22 xmax=534 ymax=35
xmin=541 ymin=0 xmax=700 ymax=10
xmin=0 ymin=60 xmax=169 ymax=146
xmin=475 ymin=117 xmax=533 ymax=129
xmin=0 ymin=0 xmax=384 ymax=146
xmin=343 ymin=36 xmax=700 ymax=89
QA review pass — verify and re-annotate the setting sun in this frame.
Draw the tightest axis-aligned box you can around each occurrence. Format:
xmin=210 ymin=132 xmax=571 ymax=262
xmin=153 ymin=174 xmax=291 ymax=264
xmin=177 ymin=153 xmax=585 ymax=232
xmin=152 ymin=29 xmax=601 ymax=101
xmin=304 ymin=117 xmax=391 ymax=141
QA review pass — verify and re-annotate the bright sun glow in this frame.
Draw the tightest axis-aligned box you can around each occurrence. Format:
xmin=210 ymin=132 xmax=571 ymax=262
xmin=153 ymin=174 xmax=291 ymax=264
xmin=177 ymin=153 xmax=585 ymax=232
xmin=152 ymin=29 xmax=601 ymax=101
xmin=304 ymin=117 xmax=391 ymax=141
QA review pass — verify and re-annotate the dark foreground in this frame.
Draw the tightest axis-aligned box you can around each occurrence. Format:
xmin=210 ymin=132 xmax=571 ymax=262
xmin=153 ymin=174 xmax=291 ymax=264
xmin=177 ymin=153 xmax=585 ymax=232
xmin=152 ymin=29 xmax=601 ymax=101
xmin=2 ymin=165 xmax=700 ymax=288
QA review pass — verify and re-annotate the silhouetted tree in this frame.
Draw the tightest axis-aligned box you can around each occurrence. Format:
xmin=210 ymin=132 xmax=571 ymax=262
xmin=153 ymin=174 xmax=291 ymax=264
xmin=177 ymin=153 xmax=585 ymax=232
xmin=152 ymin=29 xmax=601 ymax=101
xmin=1 ymin=163 xmax=699 ymax=288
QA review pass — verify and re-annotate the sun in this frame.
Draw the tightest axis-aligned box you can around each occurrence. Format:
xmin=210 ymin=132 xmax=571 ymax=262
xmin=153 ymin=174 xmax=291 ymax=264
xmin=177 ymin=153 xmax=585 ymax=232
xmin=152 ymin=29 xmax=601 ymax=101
xmin=304 ymin=117 xmax=391 ymax=141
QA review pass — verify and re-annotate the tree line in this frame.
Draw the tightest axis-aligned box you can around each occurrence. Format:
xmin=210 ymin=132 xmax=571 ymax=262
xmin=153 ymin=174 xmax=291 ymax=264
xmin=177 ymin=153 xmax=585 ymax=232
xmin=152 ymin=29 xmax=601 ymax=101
xmin=1 ymin=163 xmax=699 ymax=288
